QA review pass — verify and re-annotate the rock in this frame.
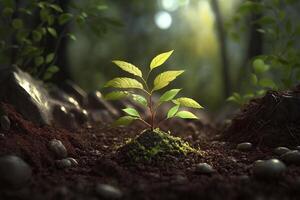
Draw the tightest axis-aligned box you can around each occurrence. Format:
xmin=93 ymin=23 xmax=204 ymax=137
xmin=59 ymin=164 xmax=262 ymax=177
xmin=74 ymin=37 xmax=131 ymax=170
xmin=95 ymin=184 xmax=123 ymax=199
xmin=56 ymin=159 xmax=72 ymax=169
xmin=90 ymin=110 xmax=113 ymax=123
xmin=280 ymin=150 xmax=300 ymax=165
xmin=295 ymin=146 xmax=300 ymax=151
xmin=0 ymin=133 xmax=5 ymax=140
xmin=0 ymin=115 xmax=10 ymax=131
xmin=274 ymin=147 xmax=290 ymax=156
xmin=87 ymin=91 xmax=119 ymax=117
xmin=0 ymin=155 xmax=32 ymax=188
xmin=48 ymin=139 xmax=68 ymax=159
xmin=173 ymin=175 xmax=188 ymax=184
xmin=0 ymin=67 xmax=90 ymax=129
xmin=61 ymin=80 xmax=87 ymax=106
xmin=52 ymin=105 xmax=78 ymax=130
xmin=237 ymin=142 xmax=252 ymax=152
xmin=0 ymin=67 xmax=52 ymax=125
xmin=67 ymin=157 xmax=78 ymax=166
xmin=195 ymin=163 xmax=215 ymax=175
xmin=253 ymin=159 xmax=286 ymax=180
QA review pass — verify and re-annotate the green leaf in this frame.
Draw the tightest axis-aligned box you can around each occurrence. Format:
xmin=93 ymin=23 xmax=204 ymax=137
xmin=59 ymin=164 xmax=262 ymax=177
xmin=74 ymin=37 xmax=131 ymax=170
xmin=175 ymin=111 xmax=198 ymax=119
xmin=173 ymin=97 xmax=203 ymax=109
xmin=152 ymin=70 xmax=184 ymax=91
xmin=113 ymin=116 xmax=137 ymax=126
xmin=67 ymin=33 xmax=76 ymax=41
xmin=32 ymin=30 xmax=42 ymax=42
xmin=131 ymin=94 xmax=147 ymax=106
xmin=49 ymin=4 xmax=63 ymax=12
xmin=46 ymin=53 xmax=55 ymax=63
xmin=59 ymin=13 xmax=73 ymax=25
xmin=47 ymin=27 xmax=57 ymax=37
xmin=104 ymin=91 xmax=128 ymax=100
xmin=34 ymin=56 xmax=44 ymax=66
xmin=112 ymin=60 xmax=142 ymax=77
xmin=43 ymin=65 xmax=59 ymax=80
xmin=2 ymin=7 xmax=13 ymax=17
xmin=122 ymin=107 xmax=140 ymax=117
xmin=258 ymin=78 xmax=276 ymax=89
xmin=104 ymin=77 xmax=144 ymax=89
xmin=256 ymin=16 xmax=275 ymax=26
xmin=159 ymin=89 xmax=181 ymax=102
xmin=167 ymin=105 xmax=179 ymax=118
xmin=250 ymin=73 xmax=258 ymax=85
xmin=150 ymin=50 xmax=174 ymax=70
xmin=12 ymin=18 xmax=23 ymax=29
xmin=253 ymin=58 xmax=269 ymax=74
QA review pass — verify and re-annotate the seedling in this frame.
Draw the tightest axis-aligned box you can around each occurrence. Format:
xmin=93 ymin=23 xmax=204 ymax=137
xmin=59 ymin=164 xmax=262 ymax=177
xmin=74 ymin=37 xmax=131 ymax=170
xmin=103 ymin=50 xmax=203 ymax=130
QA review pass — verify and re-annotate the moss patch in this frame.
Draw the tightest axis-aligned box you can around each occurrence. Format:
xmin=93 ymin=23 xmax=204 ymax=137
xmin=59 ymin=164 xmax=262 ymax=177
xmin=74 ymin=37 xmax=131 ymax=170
xmin=116 ymin=129 xmax=200 ymax=162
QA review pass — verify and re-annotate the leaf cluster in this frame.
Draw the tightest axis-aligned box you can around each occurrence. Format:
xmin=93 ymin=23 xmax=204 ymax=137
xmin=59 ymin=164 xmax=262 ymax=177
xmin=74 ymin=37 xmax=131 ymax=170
xmin=0 ymin=0 xmax=118 ymax=80
xmin=103 ymin=50 xmax=203 ymax=129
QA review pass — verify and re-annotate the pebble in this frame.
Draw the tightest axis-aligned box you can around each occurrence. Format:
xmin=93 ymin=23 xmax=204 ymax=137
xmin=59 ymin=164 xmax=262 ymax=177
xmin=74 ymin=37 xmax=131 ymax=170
xmin=55 ymin=159 xmax=72 ymax=169
xmin=0 ymin=155 xmax=32 ymax=188
xmin=253 ymin=159 xmax=286 ymax=180
xmin=195 ymin=163 xmax=215 ymax=174
xmin=274 ymin=147 xmax=290 ymax=156
xmin=0 ymin=133 xmax=5 ymax=140
xmin=67 ymin=157 xmax=78 ymax=166
xmin=0 ymin=115 xmax=11 ymax=131
xmin=95 ymin=184 xmax=123 ymax=199
xmin=236 ymin=142 xmax=252 ymax=152
xmin=280 ymin=150 xmax=300 ymax=165
xmin=48 ymin=139 xmax=68 ymax=159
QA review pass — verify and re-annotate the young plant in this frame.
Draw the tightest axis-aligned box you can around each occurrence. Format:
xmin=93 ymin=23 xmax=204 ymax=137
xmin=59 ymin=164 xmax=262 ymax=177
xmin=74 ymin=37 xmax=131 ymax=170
xmin=103 ymin=50 xmax=203 ymax=130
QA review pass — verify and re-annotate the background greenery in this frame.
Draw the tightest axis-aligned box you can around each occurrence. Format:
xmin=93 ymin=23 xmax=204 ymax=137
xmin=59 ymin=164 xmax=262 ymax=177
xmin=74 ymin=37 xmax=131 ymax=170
xmin=1 ymin=0 xmax=300 ymax=112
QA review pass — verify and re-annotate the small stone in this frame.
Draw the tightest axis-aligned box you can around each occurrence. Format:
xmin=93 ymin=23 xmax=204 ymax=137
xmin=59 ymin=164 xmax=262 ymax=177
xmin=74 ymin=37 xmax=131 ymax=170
xmin=55 ymin=159 xmax=72 ymax=169
xmin=95 ymin=184 xmax=123 ymax=199
xmin=48 ymin=139 xmax=68 ymax=159
xmin=67 ymin=157 xmax=78 ymax=166
xmin=0 ymin=155 xmax=32 ymax=188
xmin=253 ymin=159 xmax=286 ymax=180
xmin=295 ymin=146 xmax=300 ymax=151
xmin=195 ymin=163 xmax=215 ymax=174
xmin=274 ymin=147 xmax=290 ymax=156
xmin=280 ymin=150 xmax=300 ymax=165
xmin=237 ymin=142 xmax=252 ymax=152
xmin=173 ymin=175 xmax=188 ymax=184
xmin=0 ymin=133 xmax=5 ymax=140
xmin=0 ymin=115 xmax=11 ymax=131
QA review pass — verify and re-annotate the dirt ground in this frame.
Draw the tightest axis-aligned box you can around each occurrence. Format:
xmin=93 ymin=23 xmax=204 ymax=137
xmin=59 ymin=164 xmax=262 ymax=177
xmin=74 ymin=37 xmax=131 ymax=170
xmin=1 ymin=90 xmax=300 ymax=200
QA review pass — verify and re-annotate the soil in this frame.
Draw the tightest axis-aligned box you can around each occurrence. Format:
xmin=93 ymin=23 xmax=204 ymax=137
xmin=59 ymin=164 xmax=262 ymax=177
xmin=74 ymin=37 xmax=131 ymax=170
xmin=1 ymin=92 xmax=300 ymax=200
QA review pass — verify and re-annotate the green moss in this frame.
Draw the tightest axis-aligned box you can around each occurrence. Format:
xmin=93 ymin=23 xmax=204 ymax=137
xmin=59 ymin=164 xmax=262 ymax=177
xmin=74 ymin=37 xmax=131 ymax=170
xmin=117 ymin=129 xmax=200 ymax=162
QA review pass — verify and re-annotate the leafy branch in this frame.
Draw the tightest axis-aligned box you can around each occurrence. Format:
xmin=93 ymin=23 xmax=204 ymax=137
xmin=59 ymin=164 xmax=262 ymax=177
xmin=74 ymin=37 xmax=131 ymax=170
xmin=103 ymin=50 xmax=203 ymax=130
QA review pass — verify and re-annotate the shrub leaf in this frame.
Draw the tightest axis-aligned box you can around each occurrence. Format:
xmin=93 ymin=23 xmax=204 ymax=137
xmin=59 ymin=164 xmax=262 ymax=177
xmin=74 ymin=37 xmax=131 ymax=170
xmin=131 ymin=94 xmax=147 ymax=106
xmin=113 ymin=116 xmax=137 ymax=126
xmin=173 ymin=97 xmax=203 ymax=109
xmin=112 ymin=60 xmax=142 ymax=77
xmin=122 ymin=107 xmax=140 ymax=117
xmin=104 ymin=77 xmax=144 ymax=89
xmin=175 ymin=111 xmax=198 ymax=119
xmin=159 ymin=89 xmax=181 ymax=102
xmin=104 ymin=91 xmax=128 ymax=100
xmin=167 ymin=105 xmax=179 ymax=118
xmin=150 ymin=50 xmax=174 ymax=70
xmin=153 ymin=70 xmax=184 ymax=91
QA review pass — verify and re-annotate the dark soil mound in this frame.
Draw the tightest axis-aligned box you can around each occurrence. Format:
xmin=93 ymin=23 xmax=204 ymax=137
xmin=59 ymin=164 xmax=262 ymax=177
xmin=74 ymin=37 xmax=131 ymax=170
xmin=223 ymin=86 xmax=300 ymax=147
xmin=2 ymin=102 xmax=300 ymax=200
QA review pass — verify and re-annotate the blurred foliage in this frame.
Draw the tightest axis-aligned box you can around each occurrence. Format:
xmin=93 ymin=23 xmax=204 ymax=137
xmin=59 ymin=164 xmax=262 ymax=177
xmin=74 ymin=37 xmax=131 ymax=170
xmin=228 ymin=0 xmax=300 ymax=105
xmin=0 ymin=0 xmax=115 ymax=80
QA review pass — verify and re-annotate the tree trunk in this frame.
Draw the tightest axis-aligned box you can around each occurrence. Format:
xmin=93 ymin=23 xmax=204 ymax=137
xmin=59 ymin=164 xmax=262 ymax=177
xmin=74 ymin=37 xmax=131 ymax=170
xmin=211 ymin=0 xmax=231 ymax=99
